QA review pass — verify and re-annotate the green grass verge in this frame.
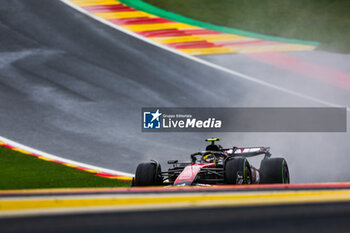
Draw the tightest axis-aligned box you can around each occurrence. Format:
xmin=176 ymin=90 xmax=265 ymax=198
xmin=0 ymin=146 xmax=131 ymax=190
xmin=142 ymin=0 xmax=350 ymax=53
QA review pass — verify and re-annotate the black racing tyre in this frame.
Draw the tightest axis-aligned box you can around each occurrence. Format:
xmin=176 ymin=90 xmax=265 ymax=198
xmin=260 ymin=158 xmax=290 ymax=184
xmin=224 ymin=157 xmax=252 ymax=184
xmin=134 ymin=162 xmax=162 ymax=186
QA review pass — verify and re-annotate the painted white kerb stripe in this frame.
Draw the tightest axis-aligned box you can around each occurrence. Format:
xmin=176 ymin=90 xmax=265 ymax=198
xmin=59 ymin=0 xmax=349 ymax=111
xmin=0 ymin=136 xmax=134 ymax=177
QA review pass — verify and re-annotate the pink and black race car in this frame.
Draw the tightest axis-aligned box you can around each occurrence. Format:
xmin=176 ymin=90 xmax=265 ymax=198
xmin=132 ymin=138 xmax=290 ymax=186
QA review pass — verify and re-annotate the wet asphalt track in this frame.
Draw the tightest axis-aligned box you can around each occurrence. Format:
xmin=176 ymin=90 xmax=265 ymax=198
xmin=0 ymin=0 xmax=350 ymax=184
xmin=2 ymin=1 xmax=350 ymax=232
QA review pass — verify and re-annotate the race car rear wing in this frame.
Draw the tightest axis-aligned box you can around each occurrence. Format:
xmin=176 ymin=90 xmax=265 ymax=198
xmin=224 ymin=147 xmax=271 ymax=158
xmin=190 ymin=147 xmax=271 ymax=161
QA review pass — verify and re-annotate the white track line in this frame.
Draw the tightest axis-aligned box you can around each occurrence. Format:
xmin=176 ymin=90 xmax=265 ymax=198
xmin=0 ymin=136 xmax=134 ymax=177
xmin=60 ymin=0 xmax=349 ymax=110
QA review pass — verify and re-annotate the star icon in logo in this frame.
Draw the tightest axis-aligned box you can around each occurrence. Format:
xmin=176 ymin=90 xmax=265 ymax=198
xmin=150 ymin=109 xmax=162 ymax=122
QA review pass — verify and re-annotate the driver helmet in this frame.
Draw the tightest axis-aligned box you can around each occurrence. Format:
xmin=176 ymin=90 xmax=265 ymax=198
xmin=202 ymin=153 xmax=216 ymax=163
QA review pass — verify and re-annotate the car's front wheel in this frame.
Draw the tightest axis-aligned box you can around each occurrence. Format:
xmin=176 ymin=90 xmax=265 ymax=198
xmin=134 ymin=162 xmax=162 ymax=186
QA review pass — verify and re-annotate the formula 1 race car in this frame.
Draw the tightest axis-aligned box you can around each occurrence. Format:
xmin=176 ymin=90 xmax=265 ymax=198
xmin=132 ymin=138 xmax=290 ymax=186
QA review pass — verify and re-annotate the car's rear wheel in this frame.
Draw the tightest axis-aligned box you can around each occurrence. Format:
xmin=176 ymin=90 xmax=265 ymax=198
xmin=260 ymin=158 xmax=290 ymax=184
xmin=134 ymin=162 xmax=162 ymax=186
xmin=224 ymin=157 xmax=252 ymax=184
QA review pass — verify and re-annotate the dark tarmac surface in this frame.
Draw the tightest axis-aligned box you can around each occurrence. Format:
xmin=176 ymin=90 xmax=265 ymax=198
xmin=0 ymin=0 xmax=349 ymax=183
xmin=2 ymin=202 xmax=350 ymax=233
xmin=2 ymin=183 xmax=350 ymax=232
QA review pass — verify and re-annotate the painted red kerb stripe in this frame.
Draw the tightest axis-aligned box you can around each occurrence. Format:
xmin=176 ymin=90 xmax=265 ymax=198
xmin=109 ymin=17 xmax=172 ymax=25
xmin=83 ymin=4 xmax=137 ymax=12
